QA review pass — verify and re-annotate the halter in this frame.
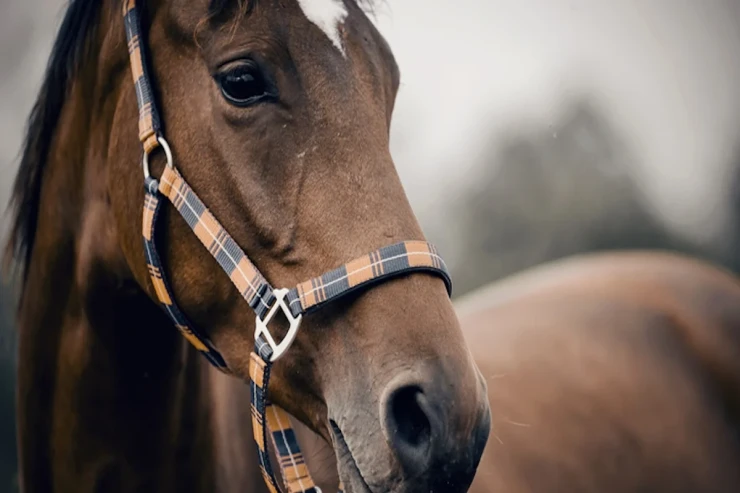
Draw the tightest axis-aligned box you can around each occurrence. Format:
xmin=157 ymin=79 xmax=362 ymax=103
xmin=123 ymin=1 xmax=452 ymax=491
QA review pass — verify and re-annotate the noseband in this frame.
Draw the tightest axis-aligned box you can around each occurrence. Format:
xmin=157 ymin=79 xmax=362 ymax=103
xmin=123 ymin=1 xmax=452 ymax=491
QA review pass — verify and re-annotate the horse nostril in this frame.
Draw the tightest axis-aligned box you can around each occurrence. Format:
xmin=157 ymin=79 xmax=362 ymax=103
xmin=379 ymin=373 xmax=488 ymax=490
xmin=384 ymin=385 xmax=435 ymax=472
xmin=392 ymin=386 xmax=432 ymax=447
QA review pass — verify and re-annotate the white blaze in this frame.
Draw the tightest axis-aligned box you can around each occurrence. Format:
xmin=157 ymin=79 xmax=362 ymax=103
xmin=296 ymin=0 xmax=348 ymax=55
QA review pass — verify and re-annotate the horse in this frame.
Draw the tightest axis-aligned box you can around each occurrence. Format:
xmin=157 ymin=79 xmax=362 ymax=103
xmin=296 ymin=250 xmax=740 ymax=491
xmin=2 ymin=0 xmax=491 ymax=492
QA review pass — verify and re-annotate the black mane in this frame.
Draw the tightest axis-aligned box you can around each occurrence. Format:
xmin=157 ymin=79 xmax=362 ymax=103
xmin=4 ymin=0 xmax=103 ymax=280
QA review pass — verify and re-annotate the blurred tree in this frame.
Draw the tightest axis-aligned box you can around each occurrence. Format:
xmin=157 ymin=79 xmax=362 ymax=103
xmin=726 ymin=139 xmax=740 ymax=273
xmin=447 ymin=97 xmax=701 ymax=297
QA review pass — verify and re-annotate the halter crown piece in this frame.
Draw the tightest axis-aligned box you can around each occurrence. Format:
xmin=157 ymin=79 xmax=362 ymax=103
xmin=123 ymin=1 xmax=453 ymax=491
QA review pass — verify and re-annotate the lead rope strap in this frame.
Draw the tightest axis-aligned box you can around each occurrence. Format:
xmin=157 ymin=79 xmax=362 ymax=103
xmin=251 ymin=348 xmax=320 ymax=493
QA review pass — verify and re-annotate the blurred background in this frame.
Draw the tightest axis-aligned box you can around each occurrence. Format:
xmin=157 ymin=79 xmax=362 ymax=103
xmin=1 ymin=0 xmax=740 ymax=490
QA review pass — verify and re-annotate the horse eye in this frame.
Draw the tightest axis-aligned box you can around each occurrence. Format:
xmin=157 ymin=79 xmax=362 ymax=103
xmin=216 ymin=61 xmax=275 ymax=107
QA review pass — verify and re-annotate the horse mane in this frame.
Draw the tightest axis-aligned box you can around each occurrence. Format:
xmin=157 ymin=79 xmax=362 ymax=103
xmin=3 ymin=0 xmax=103 ymax=282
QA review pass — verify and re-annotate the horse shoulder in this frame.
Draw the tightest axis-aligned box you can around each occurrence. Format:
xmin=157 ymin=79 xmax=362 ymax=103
xmin=456 ymin=251 xmax=740 ymax=492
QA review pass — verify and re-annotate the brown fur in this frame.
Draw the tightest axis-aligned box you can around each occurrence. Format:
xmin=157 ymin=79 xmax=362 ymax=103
xmin=6 ymin=0 xmax=489 ymax=492
xmin=300 ymin=250 xmax=740 ymax=491
xmin=459 ymin=251 xmax=740 ymax=492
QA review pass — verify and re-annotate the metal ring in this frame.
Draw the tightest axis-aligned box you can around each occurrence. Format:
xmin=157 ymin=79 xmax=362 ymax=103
xmin=142 ymin=136 xmax=174 ymax=179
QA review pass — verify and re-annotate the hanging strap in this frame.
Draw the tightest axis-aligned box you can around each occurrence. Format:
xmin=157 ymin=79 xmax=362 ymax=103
xmin=251 ymin=347 xmax=319 ymax=493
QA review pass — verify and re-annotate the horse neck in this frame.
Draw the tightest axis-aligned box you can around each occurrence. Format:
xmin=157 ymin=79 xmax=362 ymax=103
xmin=14 ymin=4 xmax=263 ymax=492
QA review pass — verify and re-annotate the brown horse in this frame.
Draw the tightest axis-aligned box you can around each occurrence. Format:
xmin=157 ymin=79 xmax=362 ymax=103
xmin=3 ymin=0 xmax=490 ymax=492
xmin=300 ymin=250 xmax=740 ymax=491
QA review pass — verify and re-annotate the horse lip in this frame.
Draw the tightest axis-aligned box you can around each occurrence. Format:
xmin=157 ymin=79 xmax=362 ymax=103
xmin=329 ymin=419 xmax=373 ymax=493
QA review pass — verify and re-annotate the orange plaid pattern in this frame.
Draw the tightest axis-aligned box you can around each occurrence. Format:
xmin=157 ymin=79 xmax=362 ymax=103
xmin=127 ymin=1 xmax=447 ymax=491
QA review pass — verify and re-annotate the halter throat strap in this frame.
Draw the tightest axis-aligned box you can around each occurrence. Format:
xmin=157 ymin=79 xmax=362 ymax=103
xmin=123 ymin=1 xmax=452 ymax=492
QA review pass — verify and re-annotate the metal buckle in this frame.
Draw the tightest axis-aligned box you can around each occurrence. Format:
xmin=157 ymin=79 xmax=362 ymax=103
xmin=142 ymin=135 xmax=174 ymax=179
xmin=254 ymin=288 xmax=302 ymax=362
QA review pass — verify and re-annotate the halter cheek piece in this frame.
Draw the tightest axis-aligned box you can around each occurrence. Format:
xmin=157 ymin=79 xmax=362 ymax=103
xmin=123 ymin=1 xmax=452 ymax=492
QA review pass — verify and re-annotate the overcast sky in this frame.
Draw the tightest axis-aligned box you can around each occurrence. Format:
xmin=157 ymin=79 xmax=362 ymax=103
xmin=1 ymin=0 xmax=739 ymax=244
xmin=371 ymin=0 xmax=740 ymax=244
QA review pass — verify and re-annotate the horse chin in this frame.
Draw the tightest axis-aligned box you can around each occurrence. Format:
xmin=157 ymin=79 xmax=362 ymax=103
xmin=330 ymin=420 xmax=374 ymax=493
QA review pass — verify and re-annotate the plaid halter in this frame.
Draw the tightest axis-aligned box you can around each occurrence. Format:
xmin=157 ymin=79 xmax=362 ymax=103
xmin=123 ymin=1 xmax=452 ymax=491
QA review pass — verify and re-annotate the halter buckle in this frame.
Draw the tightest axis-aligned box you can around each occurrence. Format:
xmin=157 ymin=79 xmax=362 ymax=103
xmin=142 ymin=135 xmax=174 ymax=179
xmin=254 ymin=288 xmax=302 ymax=362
